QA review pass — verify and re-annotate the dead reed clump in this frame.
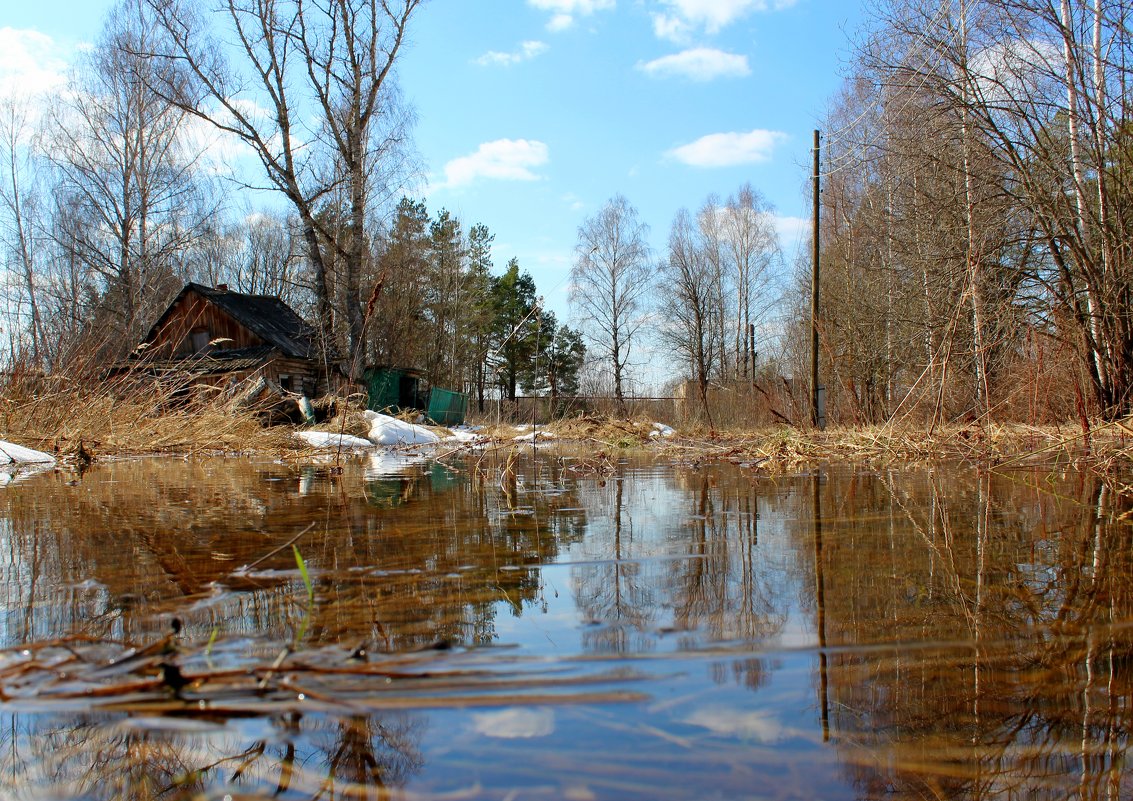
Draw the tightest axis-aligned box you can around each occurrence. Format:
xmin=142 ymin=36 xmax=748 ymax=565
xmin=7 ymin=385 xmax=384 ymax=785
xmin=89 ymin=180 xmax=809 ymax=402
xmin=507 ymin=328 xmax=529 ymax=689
xmin=649 ymin=422 xmax=1111 ymax=472
xmin=321 ymin=399 xmax=373 ymax=440
xmin=543 ymin=414 xmax=663 ymax=446
xmin=0 ymin=366 xmax=291 ymax=457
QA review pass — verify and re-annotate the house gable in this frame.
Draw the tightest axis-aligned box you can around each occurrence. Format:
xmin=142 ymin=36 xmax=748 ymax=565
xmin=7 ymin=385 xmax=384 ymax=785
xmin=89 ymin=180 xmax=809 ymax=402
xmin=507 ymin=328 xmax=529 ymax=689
xmin=143 ymin=286 xmax=268 ymax=358
xmin=141 ymin=283 xmax=318 ymax=359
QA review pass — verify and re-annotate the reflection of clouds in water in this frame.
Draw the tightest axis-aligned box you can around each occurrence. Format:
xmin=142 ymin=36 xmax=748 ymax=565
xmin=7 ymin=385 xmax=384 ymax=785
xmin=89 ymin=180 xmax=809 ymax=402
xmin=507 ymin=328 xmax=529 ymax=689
xmin=683 ymin=707 xmax=783 ymax=742
xmin=471 ymin=707 xmax=555 ymax=739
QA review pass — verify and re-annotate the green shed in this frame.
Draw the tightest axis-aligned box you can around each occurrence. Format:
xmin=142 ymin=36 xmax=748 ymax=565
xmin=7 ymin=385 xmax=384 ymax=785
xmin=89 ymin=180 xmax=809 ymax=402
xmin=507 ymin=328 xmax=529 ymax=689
xmin=363 ymin=367 xmax=423 ymax=413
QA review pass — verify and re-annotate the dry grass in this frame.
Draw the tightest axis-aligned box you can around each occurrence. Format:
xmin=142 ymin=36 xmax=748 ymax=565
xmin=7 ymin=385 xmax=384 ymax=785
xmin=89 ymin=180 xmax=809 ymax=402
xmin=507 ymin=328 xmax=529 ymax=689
xmin=650 ymin=420 xmax=1133 ymax=472
xmin=4 ymin=359 xmax=1130 ymax=475
xmin=0 ymin=367 xmax=294 ymax=459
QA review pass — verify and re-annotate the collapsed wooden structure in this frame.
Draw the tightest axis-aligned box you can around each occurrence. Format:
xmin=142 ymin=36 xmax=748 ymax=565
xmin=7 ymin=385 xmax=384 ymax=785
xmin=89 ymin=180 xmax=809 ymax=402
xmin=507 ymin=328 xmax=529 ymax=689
xmin=125 ymin=283 xmax=329 ymax=396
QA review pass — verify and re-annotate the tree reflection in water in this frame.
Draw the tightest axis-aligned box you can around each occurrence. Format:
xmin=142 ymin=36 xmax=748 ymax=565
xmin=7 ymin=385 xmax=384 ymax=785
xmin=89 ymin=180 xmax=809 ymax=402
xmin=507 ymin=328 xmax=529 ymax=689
xmin=806 ymin=468 xmax=1133 ymax=800
xmin=0 ymin=709 xmax=423 ymax=799
xmin=570 ymin=467 xmax=787 ymax=659
xmin=0 ymin=456 xmax=1129 ymax=798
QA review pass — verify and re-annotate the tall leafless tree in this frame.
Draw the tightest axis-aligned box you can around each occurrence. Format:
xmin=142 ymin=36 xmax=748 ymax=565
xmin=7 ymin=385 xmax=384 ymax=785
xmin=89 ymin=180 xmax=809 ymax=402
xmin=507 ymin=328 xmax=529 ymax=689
xmin=658 ymin=207 xmax=719 ymax=422
xmin=854 ymin=0 xmax=1133 ymax=418
xmin=722 ymin=184 xmax=779 ymax=381
xmin=141 ymin=0 xmax=421 ymax=373
xmin=49 ymin=0 xmax=208 ymax=349
xmin=0 ymin=99 xmax=48 ymax=363
xmin=569 ymin=195 xmax=655 ymax=411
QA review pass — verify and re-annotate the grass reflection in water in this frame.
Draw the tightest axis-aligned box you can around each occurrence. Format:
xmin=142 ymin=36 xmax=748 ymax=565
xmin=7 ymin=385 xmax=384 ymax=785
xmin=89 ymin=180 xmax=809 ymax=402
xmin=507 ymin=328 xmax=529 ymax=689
xmin=0 ymin=453 xmax=1128 ymax=799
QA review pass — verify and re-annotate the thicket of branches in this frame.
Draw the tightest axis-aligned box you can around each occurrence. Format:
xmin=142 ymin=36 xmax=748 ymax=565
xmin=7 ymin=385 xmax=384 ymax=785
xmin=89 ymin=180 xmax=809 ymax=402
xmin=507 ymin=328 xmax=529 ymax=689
xmin=12 ymin=0 xmax=1126 ymax=429
xmin=805 ymin=0 xmax=1133 ymax=424
xmin=569 ymin=188 xmax=785 ymax=422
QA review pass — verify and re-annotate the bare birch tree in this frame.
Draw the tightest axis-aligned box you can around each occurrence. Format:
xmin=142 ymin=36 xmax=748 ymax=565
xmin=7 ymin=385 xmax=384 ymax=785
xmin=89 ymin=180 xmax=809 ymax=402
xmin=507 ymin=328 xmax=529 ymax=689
xmin=855 ymin=0 xmax=1133 ymax=417
xmin=0 ymin=99 xmax=48 ymax=363
xmin=570 ymin=195 xmax=654 ymax=411
xmin=49 ymin=0 xmax=208 ymax=349
xmin=721 ymin=184 xmax=779 ymax=380
xmin=658 ymin=207 xmax=719 ymax=422
xmin=141 ymin=0 xmax=421 ymax=373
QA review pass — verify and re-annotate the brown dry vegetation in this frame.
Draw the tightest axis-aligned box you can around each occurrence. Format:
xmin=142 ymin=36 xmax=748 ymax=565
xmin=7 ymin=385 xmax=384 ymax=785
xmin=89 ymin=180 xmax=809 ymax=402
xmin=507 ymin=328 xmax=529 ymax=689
xmin=651 ymin=422 xmax=1132 ymax=472
xmin=0 ymin=368 xmax=294 ymax=460
xmin=2 ymin=366 xmax=1131 ymax=476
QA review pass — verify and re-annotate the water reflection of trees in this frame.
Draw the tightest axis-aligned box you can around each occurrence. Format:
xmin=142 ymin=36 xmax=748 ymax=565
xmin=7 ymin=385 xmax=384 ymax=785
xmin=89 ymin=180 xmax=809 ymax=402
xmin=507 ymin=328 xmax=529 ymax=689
xmin=570 ymin=466 xmax=788 ymax=663
xmin=0 ymin=709 xmax=424 ymax=799
xmin=0 ymin=454 xmax=587 ymax=651
xmin=0 ymin=452 xmax=590 ymax=800
xmin=801 ymin=467 xmax=1133 ymax=800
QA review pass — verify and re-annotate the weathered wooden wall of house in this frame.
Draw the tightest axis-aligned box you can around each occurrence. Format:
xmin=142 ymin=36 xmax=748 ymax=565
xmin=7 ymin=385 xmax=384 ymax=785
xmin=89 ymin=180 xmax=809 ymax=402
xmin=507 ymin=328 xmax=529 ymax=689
xmin=175 ymin=357 xmax=321 ymax=396
xmin=267 ymin=356 xmax=322 ymax=396
xmin=148 ymin=291 xmax=265 ymax=356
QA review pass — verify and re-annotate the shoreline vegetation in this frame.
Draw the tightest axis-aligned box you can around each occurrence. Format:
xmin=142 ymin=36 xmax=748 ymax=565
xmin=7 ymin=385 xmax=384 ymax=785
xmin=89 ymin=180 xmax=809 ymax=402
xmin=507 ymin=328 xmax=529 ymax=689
xmin=2 ymin=369 xmax=1128 ymax=474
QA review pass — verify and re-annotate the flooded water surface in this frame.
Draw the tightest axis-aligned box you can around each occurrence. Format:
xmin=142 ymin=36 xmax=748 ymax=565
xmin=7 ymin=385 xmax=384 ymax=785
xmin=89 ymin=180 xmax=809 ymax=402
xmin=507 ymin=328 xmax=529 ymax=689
xmin=0 ymin=451 xmax=1130 ymax=799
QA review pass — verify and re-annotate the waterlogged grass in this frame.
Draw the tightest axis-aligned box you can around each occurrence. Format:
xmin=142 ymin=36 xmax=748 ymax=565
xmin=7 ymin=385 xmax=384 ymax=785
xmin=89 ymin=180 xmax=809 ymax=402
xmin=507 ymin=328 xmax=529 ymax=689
xmin=0 ymin=357 xmax=1128 ymax=474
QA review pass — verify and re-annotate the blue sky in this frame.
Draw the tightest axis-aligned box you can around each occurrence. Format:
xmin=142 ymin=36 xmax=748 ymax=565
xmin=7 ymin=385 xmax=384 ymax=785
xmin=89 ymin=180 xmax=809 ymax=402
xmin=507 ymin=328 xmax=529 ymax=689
xmin=2 ymin=0 xmax=866 ymax=322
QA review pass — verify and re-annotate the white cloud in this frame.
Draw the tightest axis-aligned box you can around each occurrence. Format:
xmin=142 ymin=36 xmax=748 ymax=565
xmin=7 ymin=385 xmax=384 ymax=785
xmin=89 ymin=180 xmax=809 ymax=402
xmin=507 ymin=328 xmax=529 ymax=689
xmin=528 ymin=0 xmax=615 ymax=31
xmin=475 ymin=40 xmax=549 ymax=67
xmin=472 ymin=707 xmax=555 ymax=738
xmin=683 ymin=707 xmax=785 ymax=742
xmin=548 ymin=14 xmax=575 ymax=31
xmin=637 ymin=48 xmax=750 ymax=81
xmin=968 ymin=38 xmax=1060 ymax=106
xmin=652 ymin=14 xmax=691 ymax=42
xmin=441 ymin=139 xmax=550 ymax=188
xmin=667 ymin=128 xmax=786 ymax=167
xmin=0 ymin=28 xmax=70 ymax=101
xmin=180 ymin=115 xmax=255 ymax=176
xmin=773 ymin=214 xmax=807 ymax=245
xmin=529 ymin=0 xmax=615 ymax=13
xmin=652 ymin=0 xmax=797 ymax=41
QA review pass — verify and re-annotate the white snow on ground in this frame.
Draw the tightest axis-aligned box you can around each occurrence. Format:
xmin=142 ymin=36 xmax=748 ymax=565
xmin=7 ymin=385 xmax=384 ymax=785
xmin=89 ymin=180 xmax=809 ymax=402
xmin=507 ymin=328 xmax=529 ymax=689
xmin=444 ymin=425 xmax=488 ymax=445
xmin=0 ymin=465 xmax=53 ymax=486
xmin=294 ymin=431 xmax=374 ymax=450
xmin=364 ymin=411 xmax=441 ymax=446
xmin=649 ymin=423 xmax=676 ymax=439
xmin=513 ymin=430 xmax=556 ymax=443
xmin=0 ymin=440 xmax=55 ymax=464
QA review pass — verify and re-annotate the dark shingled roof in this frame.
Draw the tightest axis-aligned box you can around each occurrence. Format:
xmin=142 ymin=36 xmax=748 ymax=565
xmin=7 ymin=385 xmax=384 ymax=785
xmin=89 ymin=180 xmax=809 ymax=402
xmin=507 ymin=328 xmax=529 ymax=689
xmin=147 ymin=283 xmax=319 ymax=360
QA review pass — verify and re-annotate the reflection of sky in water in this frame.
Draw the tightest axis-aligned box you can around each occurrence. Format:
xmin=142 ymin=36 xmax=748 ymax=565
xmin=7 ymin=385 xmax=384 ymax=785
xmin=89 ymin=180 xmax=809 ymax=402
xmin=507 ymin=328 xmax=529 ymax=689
xmin=0 ymin=458 xmax=1129 ymax=799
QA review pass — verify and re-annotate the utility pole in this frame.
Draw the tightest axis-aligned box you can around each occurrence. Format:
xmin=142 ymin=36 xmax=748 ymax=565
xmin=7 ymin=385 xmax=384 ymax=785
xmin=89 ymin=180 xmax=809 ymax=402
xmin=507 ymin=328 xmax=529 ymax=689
xmin=811 ymin=129 xmax=824 ymax=429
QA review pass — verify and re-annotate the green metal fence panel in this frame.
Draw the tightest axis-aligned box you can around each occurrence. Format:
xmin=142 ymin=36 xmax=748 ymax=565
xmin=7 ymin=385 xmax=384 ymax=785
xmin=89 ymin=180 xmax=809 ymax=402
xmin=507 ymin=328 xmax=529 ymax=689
xmin=427 ymin=387 xmax=467 ymax=426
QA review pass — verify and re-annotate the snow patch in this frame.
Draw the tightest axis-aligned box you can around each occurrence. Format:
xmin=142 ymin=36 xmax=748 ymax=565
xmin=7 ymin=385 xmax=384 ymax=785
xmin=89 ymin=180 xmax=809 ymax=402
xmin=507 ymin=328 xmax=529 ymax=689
xmin=513 ymin=430 xmax=556 ymax=443
xmin=0 ymin=440 xmax=55 ymax=465
xmin=364 ymin=411 xmax=441 ymax=446
xmin=294 ymin=431 xmax=373 ymax=450
xmin=445 ymin=427 xmax=484 ymax=444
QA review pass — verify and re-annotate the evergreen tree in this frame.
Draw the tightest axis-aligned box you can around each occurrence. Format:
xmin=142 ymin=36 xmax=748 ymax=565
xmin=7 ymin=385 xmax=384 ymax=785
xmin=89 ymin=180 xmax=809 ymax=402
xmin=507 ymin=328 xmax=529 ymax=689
xmin=521 ymin=308 xmax=586 ymax=412
xmin=466 ymin=223 xmax=496 ymax=411
xmin=371 ymin=197 xmax=430 ymax=369
xmin=490 ymin=258 xmax=539 ymax=402
xmin=423 ymin=208 xmax=465 ymax=387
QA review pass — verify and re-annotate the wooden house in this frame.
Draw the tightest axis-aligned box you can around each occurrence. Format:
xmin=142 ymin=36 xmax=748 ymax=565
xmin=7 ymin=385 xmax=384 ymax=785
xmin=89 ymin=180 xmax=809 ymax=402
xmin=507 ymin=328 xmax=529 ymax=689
xmin=130 ymin=282 xmax=328 ymax=396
